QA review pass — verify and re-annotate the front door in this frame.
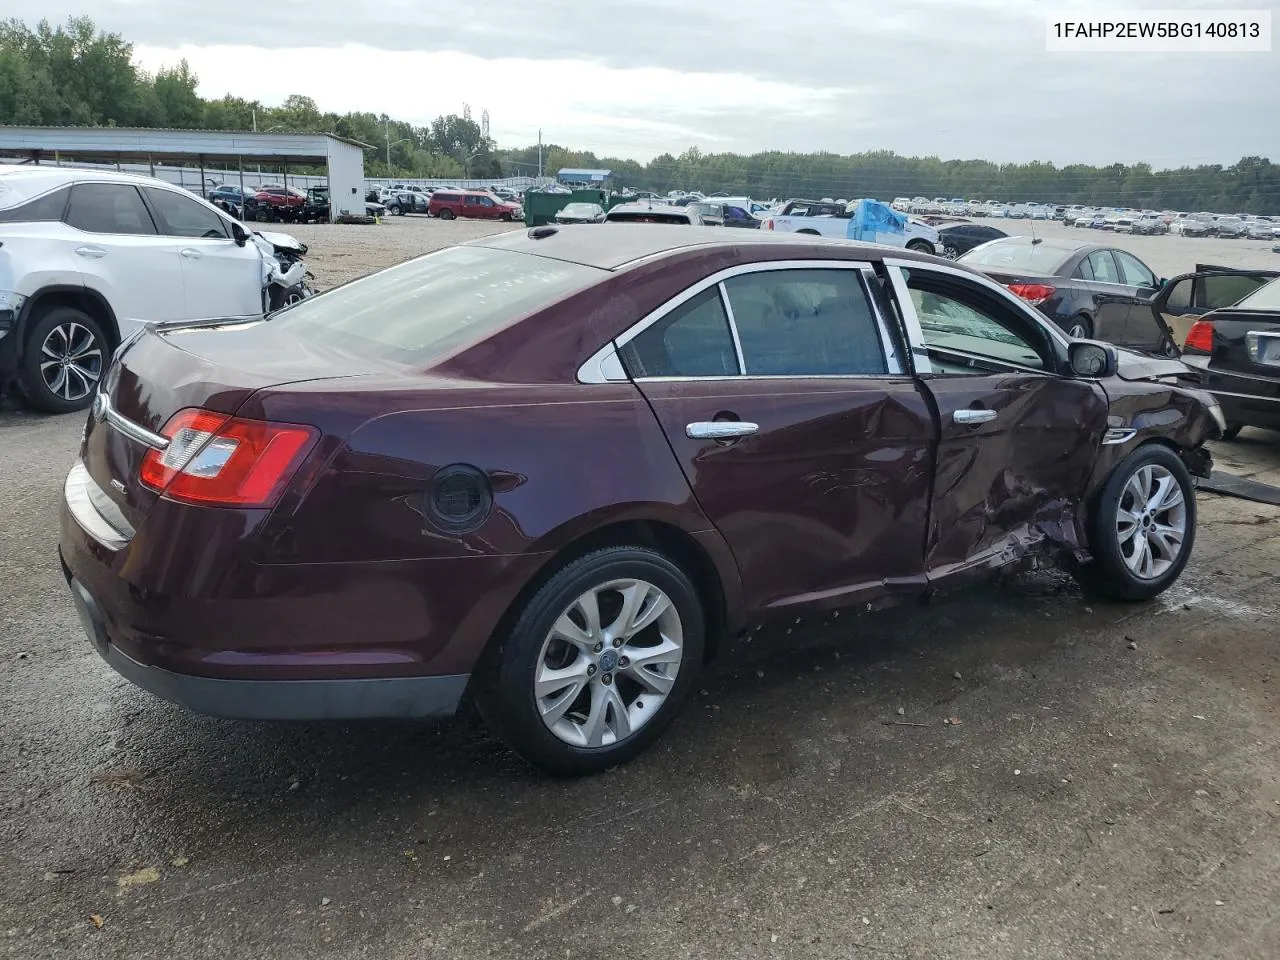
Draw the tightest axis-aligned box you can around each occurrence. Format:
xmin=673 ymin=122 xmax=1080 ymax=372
xmin=621 ymin=263 xmax=936 ymax=613
xmin=141 ymin=186 xmax=264 ymax=319
xmin=1111 ymin=249 xmax=1166 ymax=350
xmin=885 ymin=261 xmax=1110 ymax=582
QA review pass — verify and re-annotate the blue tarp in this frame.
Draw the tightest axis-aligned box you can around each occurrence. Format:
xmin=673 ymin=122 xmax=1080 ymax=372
xmin=846 ymin=199 xmax=907 ymax=243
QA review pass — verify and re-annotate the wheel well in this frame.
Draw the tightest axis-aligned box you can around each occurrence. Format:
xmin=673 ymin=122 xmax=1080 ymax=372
xmin=797 ymin=229 xmax=821 ymax=235
xmin=486 ymin=520 xmax=730 ymax=666
xmin=22 ymin=287 xmax=120 ymax=351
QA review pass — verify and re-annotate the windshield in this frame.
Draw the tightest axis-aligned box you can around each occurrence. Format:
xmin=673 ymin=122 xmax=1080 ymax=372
xmin=1233 ymin=277 xmax=1280 ymax=312
xmin=558 ymin=203 xmax=600 ymax=217
xmin=266 ymin=246 xmax=603 ymax=364
xmin=957 ymin=239 xmax=1071 ymax=274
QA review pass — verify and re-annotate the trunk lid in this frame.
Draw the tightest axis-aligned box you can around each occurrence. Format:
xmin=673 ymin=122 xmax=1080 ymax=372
xmin=83 ymin=319 xmax=390 ymax=529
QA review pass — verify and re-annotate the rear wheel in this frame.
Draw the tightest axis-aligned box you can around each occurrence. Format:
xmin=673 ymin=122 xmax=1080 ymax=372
xmin=474 ymin=546 xmax=704 ymax=776
xmin=438 ymin=208 xmax=456 ymax=220
xmin=1066 ymin=314 xmax=1094 ymax=339
xmin=906 ymin=239 xmax=934 ymax=254
xmin=1076 ymin=444 xmax=1196 ymax=601
xmin=19 ymin=306 xmax=107 ymax=414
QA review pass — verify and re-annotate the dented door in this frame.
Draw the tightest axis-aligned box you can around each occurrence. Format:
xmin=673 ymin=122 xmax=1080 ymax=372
xmin=920 ymin=374 xmax=1109 ymax=579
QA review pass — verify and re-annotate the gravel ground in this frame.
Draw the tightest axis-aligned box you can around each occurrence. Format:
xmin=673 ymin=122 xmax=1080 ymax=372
xmin=2 ymin=214 xmax=1280 ymax=959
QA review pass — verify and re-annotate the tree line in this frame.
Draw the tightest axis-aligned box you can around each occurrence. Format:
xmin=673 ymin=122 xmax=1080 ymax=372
xmin=3 ymin=17 xmax=1279 ymax=213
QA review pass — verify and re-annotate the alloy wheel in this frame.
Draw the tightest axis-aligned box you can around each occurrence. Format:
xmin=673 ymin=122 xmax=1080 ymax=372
xmin=1116 ymin=463 xmax=1187 ymax=580
xmin=533 ymin=578 xmax=684 ymax=748
xmin=39 ymin=321 xmax=102 ymax=403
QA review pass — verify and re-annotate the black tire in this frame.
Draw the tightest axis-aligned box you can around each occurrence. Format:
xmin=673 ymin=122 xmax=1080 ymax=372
xmin=19 ymin=306 xmax=108 ymax=414
xmin=906 ymin=239 xmax=934 ymax=255
xmin=438 ymin=208 xmax=456 ymax=220
xmin=388 ymin=204 xmax=402 ymax=216
xmin=254 ymin=208 xmax=270 ymax=223
xmin=501 ymin=213 xmax=513 ymax=222
xmin=1076 ymin=444 xmax=1197 ymax=601
xmin=268 ymin=284 xmax=310 ymax=313
xmin=473 ymin=546 xmax=705 ymax=776
xmin=1220 ymin=422 xmax=1245 ymax=441
xmin=1066 ymin=314 xmax=1094 ymax=339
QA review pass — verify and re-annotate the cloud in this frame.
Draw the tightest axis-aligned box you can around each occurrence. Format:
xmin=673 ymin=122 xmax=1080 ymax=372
xmin=21 ymin=0 xmax=1280 ymax=164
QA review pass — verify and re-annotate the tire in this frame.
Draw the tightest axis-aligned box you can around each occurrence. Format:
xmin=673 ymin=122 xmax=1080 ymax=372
xmin=388 ymin=204 xmax=402 ymax=216
xmin=473 ymin=546 xmax=705 ymax=776
xmin=1066 ymin=314 xmax=1094 ymax=339
xmin=19 ymin=306 xmax=108 ymax=414
xmin=438 ymin=208 xmax=456 ymax=220
xmin=268 ymin=284 xmax=310 ymax=312
xmin=906 ymin=239 xmax=934 ymax=255
xmin=1076 ymin=444 xmax=1196 ymax=601
xmin=1220 ymin=422 xmax=1245 ymax=441
xmin=254 ymin=208 xmax=270 ymax=223
xmin=501 ymin=213 xmax=513 ymax=222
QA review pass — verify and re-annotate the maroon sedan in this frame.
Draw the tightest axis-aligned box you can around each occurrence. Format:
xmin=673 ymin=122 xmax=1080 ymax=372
xmin=59 ymin=227 xmax=1224 ymax=775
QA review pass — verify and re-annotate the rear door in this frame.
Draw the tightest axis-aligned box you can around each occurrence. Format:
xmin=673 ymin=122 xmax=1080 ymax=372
xmin=884 ymin=260 xmax=1109 ymax=584
xmin=63 ymin=182 xmax=187 ymax=330
xmin=1153 ymin=269 xmax=1280 ymax=351
xmin=620 ymin=260 xmax=936 ymax=614
xmin=141 ymin=186 xmax=263 ymax=319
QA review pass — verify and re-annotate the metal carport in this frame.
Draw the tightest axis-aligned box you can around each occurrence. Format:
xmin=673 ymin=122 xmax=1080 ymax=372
xmin=0 ymin=127 xmax=370 ymax=221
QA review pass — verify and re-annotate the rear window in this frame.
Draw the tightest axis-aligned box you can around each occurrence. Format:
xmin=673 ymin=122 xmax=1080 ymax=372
xmin=265 ymin=246 xmax=603 ymax=364
xmin=958 ymin=239 xmax=1072 ymax=274
xmin=607 ymin=211 xmax=691 ymax=224
xmin=1233 ymin=277 xmax=1280 ymax=312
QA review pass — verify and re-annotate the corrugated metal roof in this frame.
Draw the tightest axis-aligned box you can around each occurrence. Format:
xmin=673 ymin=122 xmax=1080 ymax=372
xmin=0 ymin=126 xmax=374 ymax=164
xmin=558 ymin=168 xmax=611 ymax=179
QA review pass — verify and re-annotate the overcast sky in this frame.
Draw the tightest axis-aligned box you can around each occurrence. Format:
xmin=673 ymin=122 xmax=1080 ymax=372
xmin=22 ymin=0 xmax=1280 ymax=167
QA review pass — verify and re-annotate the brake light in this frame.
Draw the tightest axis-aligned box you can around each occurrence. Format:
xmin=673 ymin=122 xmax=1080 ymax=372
xmin=765 ymin=218 xmax=774 ymax=230
xmin=139 ymin=408 xmax=318 ymax=507
xmin=1183 ymin=319 xmax=1215 ymax=354
xmin=1005 ymin=283 xmax=1057 ymax=306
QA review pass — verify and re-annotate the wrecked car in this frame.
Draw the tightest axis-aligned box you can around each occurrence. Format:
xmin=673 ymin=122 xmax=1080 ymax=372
xmin=59 ymin=228 xmax=1223 ymax=776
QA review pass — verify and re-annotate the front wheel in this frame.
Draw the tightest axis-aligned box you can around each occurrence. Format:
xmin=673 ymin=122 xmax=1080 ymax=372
xmin=474 ymin=546 xmax=705 ymax=776
xmin=1077 ymin=444 xmax=1196 ymax=601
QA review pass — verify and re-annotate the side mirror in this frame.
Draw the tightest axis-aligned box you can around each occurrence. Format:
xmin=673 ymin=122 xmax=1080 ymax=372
xmin=231 ymin=221 xmax=250 ymax=246
xmin=1068 ymin=339 xmax=1118 ymax=379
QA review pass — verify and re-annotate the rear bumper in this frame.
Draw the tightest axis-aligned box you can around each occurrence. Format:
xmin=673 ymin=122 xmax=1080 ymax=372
xmin=63 ymin=570 xmax=468 ymax=719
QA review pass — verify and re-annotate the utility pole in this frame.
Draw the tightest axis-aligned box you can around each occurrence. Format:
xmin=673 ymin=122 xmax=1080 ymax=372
xmin=537 ymin=128 xmax=542 ymax=179
xmin=385 ymin=118 xmax=391 ymax=174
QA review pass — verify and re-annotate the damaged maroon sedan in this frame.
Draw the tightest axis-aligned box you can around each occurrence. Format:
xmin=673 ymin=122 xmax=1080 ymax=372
xmin=60 ymin=226 xmax=1225 ymax=775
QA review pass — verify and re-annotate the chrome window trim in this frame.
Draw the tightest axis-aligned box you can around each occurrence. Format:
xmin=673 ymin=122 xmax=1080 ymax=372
xmin=715 ymin=282 xmax=748 ymax=374
xmin=883 ymin=264 xmax=933 ymax=374
xmin=576 ymin=258 xmax=903 ymax=383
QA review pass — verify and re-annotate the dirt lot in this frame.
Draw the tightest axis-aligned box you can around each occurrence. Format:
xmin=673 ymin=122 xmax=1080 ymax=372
xmin=2 ymin=216 xmax=1279 ymax=960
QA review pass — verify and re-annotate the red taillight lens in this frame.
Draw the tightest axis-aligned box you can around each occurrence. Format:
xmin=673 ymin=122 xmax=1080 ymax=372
xmin=140 ymin=408 xmax=318 ymax=507
xmin=1183 ymin=319 xmax=1215 ymax=354
xmin=1005 ymin=283 xmax=1057 ymax=306
xmin=765 ymin=218 xmax=774 ymax=230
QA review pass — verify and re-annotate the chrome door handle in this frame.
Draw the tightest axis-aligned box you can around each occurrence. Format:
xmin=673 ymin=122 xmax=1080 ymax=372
xmin=180 ymin=248 xmax=203 ymax=260
xmin=74 ymin=245 xmax=106 ymax=259
xmin=953 ymin=408 xmax=997 ymax=424
xmin=686 ymin=421 xmax=759 ymax=440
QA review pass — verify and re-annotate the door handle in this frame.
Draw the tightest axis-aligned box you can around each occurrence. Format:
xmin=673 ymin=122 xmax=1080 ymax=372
xmin=953 ymin=408 xmax=997 ymax=424
xmin=180 ymin=248 xmax=203 ymax=260
xmin=74 ymin=245 xmax=106 ymax=260
xmin=686 ymin=421 xmax=759 ymax=440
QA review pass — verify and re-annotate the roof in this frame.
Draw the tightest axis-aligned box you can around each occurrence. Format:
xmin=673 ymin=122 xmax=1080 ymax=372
xmin=558 ymin=168 xmax=611 ymax=180
xmin=0 ymin=126 xmax=373 ymax=165
xmin=0 ymin=164 xmax=200 ymax=207
xmin=468 ymin=223 xmax=938 ymax=272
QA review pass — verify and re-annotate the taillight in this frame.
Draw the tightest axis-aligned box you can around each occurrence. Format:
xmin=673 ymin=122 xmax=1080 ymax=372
xmin=140 ymin=408 xmax=318 ymax=507
xmin=765 ymin=219 xmax=774 ymax=230
xmin=1005 ymin=283 xmax=1057 ymax=306
xmin=1183 ymin=319 xmax=1215 ymax=354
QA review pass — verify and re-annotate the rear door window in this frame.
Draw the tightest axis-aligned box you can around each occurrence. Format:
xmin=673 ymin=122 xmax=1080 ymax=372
xmin=1086 ymin=250 xmax=1120 ymax=284
xmin=621 ymin=288 xmax=740 ymax=378
xmin=65 ymin=183 xmax=156 ymax=235
xmin=723 ymin=269 xmax=888 ymax=376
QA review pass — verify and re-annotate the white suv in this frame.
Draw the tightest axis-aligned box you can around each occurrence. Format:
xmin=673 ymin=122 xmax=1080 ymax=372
xmin=0 ymin=167 xmax=267 ymax=413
